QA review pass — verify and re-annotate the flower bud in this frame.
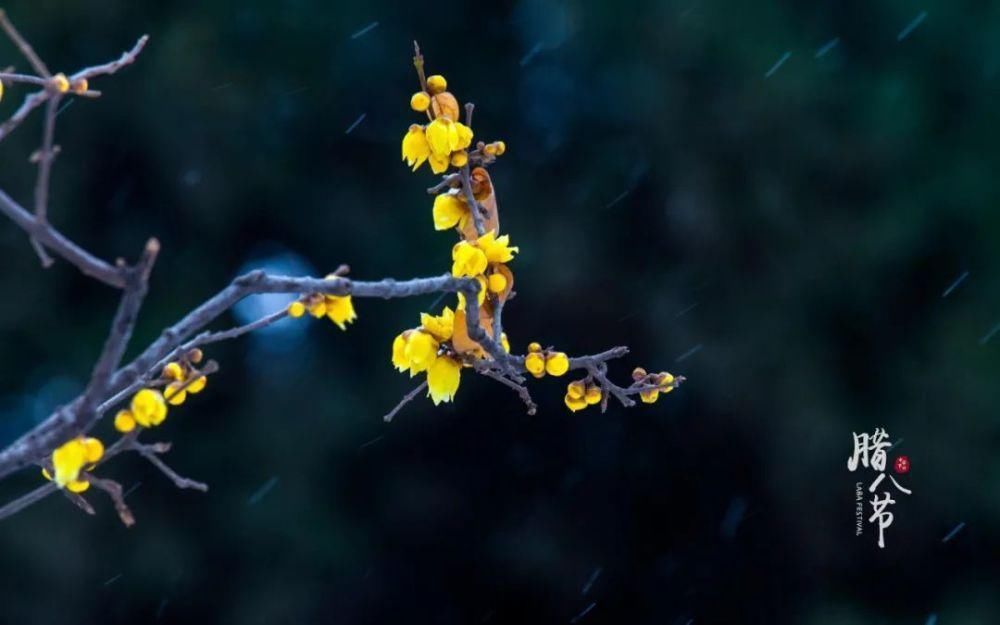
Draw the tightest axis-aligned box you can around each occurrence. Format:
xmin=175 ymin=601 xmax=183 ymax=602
xmin=410 ymin=91 xmax=431 ymax=112
xmin=426 ymin=74 xmax=447 ymax=94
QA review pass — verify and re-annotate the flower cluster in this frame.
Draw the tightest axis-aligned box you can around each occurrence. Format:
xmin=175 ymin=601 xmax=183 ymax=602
xmin=523 ymin=342 xmax=570 ymax=379
xmin=402 ymin=72 xmax=476 ymax=173
xmin=287 ymin=275 xmax=357 ymax=330
xmin=631 ymin=368 xmax=678 ymax=404
xmin=114 ymin=349 xmax=211 ymax=433
xmin=563 ymin=380 xmax=604 ymax=412
xmin=392 ymin=306 xmax=509 ymax=404
xmin=42 ymin=436 xmax=104 ymax=492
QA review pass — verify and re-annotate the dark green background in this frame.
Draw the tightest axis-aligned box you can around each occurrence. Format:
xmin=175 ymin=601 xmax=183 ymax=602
xmin=0 ymin=0 xmax=997 ymax=623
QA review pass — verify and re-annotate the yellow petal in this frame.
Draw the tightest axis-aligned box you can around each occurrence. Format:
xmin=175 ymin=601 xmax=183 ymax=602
xmin=392 ymin=332 xmax=410 ymax=372
xmin=425 ymin=118 xmax=454 ymax=158
xmin=433 ymin=194 xmax=468 ymax=231
xmin=325 ymin=295 xmax=357 ymax=330
xmin=427 ymin=357 xmax=461 ymax=405
xmin=451 ymin=242 xmax=488 ymax=278
xmin=454 ymin=122 xmax=474 ymax=150
xmin=421 ymin=306 xmax=455 ymax=341
xmin=404 ymin=331 xmax=439 ymax=375
xmin=429 ymin=152 xmax=450 ymax=174
xmin=401 ymin=125 xmax=430 ymax=171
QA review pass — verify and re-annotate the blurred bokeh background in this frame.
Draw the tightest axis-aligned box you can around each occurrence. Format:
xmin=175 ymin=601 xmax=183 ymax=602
xmin=0 ymin=0 xmax=997 ymax=623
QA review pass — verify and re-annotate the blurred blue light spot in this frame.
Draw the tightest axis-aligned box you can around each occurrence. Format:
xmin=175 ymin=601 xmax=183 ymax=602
xmin=232 ymin=248 xmax=315 ymax=351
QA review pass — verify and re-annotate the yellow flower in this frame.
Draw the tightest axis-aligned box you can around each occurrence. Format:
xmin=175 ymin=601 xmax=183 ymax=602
xmin=427 ymin=356 xmax=461 ymax=404
xmin=401 ymin=124 xmax=430 ymax=171
xmin=165 ymin=382 xmax=187 ymax=406
xmin=426 ymin=74 xmax=447 ymax=94
xmin=425 ymin=117 xmax=459 ymax=158
xmin=585 ymin=385 xmax=602 ymax=405
xmin=288 ymin=301 xmax=306 ymax=318
xmin=454 ymin=122 xmax=474 ymax=150
xmin=411 ymin=91 xmax=431 ymax=112
xmin=131 ymin=388 xmax=168 ymax=427
xmin=567 ymin=380 xmax=586 ymax=400
xmin=51 ymin=73 xmax=70 ymax=93
xmin=67 ymin=479 xmax=90 ymax=493
xmin=450 ymin=150 xmax=468 ymax=167
xmin=404 ymin=330 xmax=439 ymax=375
xmin=186 ymin=375 xmax=207 ymax=394
xmin=72 ymin=78 xmax=88 ymax=95
xmin=163 ymin=361 xmax=184 ymax=380
xmin=640 ymin=389 xmax=659 ymax=404
xmin=564 ymin=393 xmax=587 ymax=412
xmin=545 ymin=352 xmax=569 ymax=376
xmin=325 ymin=295 xmax=357 ymax=330
xmin=421 ymin=306 xmax=455 ymax=341
xmin=433 ymin=193 xmax=469 ymax=231
xmin=50 ymin=437 xmax=103 ymax=488
xmin=392 ymin=332 xmax=410 ymax=372
xmin=527 ymin=342 xmax=542 ymax=353
xmin=114 ymin=409 xmax=136 ymax=433
xmin=476 ymin=232 xmax=519 ymax=264
xmin=487 ymin=273 xmax=507 ymax=293
xmin=308 ymin=298 xmax=327 ymax=318
xmin=429 ymin=152 xmax=450 ymax=174
xmin=452 ymin=241 xmax=488 ymax=277
xmin=524 ymin=352 xmax=545 ymax=377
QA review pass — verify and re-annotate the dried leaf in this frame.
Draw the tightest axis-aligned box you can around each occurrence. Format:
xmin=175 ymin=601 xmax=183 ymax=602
xmin=452 ymin=306 xmax=494 ymax=356
xmin=431 ymin=92 xmax=460 ymax=121
xmin=459 ymin=168 xmax=500 ymax=241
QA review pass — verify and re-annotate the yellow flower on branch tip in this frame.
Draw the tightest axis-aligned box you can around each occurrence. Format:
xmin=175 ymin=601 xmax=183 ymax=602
xmin=288 ymin=301 xmax=306 ymax=318
xmin=450 ymin=150 xmax=468 ymax=168
xmin=325 ymin=295 xmax=357 ymax=330
xmin=402 ymin=124 xmax=430 ymax=171
xmin=131 ymin=388 xmax=167 ymax=427
xmin=427 ymin=356 xmax=461 ymax=404
xmin=433 ymin=193 xmax=469 ymax=231
xmin=475 ymin=232 xmax=519 ymax=264
xmin=115 ymin=409 xmax=136 ymax=433
xmin=567 ymin=380 xmax=586 ymax=400
xmin=452 ymin=241 xmax=488 ymax=278
xmin=524 ymin=352 xmax=545 ymax=377
xmin=585 ymin=385 xmax=603 ymax=405
xmin=421 ymin=306 xmax=455 ymax=341
xmin=640 ymin=389 xmax=659 ymax=404
xmin=403 ymin=330 xmax=439 ymax=375
xmin=545 ymin=352 xmax=569 ymax=376
xmin=528 ymin=342 xmax=542 ymax=353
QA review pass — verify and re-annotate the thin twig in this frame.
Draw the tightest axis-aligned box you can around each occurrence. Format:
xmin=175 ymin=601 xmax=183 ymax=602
xmin=480 ymin=369 xmax=536 ymax=415
xmin=29 ymin=96 xmax=60 ymax=266
xmin=383 ymin=381 xmax=428 ymax=422
xmin=0 ymin=10 xmax=51 ymax=77
xmin=133 ymin=442 xmax=208 ymax=492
